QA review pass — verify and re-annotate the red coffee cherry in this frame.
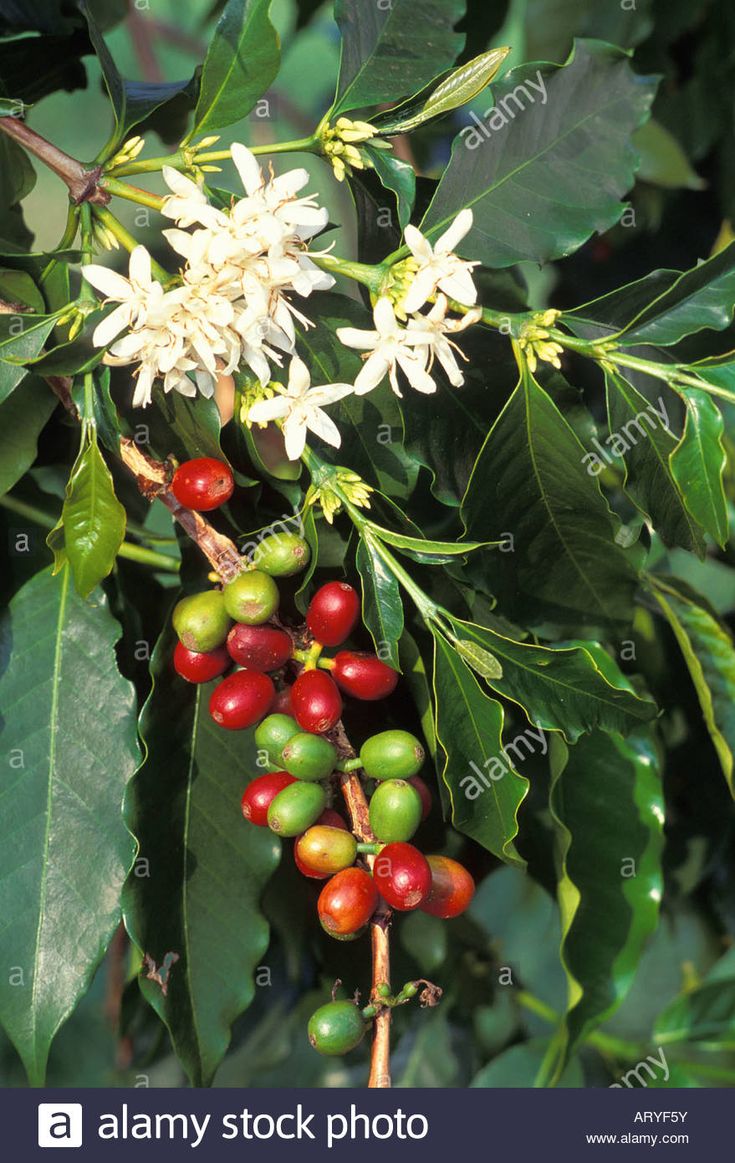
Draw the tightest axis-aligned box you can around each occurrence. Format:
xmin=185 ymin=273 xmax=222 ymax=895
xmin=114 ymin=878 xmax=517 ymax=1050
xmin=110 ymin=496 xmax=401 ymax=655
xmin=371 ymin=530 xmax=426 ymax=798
xmin=227 ymin=623 xmax=293 ymax=672
xmin=332 ymin=652 xmax=399 ymax=701
xmin=316 ymin=809 xmax=349 ymax=830
xmin=318 ymin=868 xmax=379 ymax=937
xmin=292 ymin=669 xmax=343 ymax=734
xmin=420 ymin=855 xmax=475 ymax=919
xmin=241 ymin=771 xmax=296 ymax=827
xmin=306 ymin=582 xmax=360 ymax=647
xmin=408 ymin=775 xmax=432 ymax=821
xmin=171 ymin=457 xmax=234 ymax=511
xmin=173 ymin=641 xmax=230 ymax=683
xmin=373 ymin=842 xmax=432 ymax=911
xmin=209 ymin=670 xmax=274 ymax=730
xmin=272 ymin=685 xmax=294 ymax=715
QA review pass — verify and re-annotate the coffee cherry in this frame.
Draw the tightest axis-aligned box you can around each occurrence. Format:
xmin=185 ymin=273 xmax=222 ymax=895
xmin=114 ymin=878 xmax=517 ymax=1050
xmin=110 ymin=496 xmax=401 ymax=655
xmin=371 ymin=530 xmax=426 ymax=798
xmin=306 ymin=582 xmax=360 ymax=646
xmin=332 ymin=652 xmax=399 ymax=701
xmin=408 ymin=774 xmax=432 ymax=821
xmin=308 ymin=1000 xmax=366 ymax=1056
xmin=227 ymin=623 xmax=292 ymax=672
xmin=373 ymin=842 xmax=431 ymax=911
xmin=292 ymin=669 xmax=343 ymax=734
xmin=316 ymin=809 xmax=349 ymax=830
xmin=281 ymin=732 xmax=337 ymax=781
xmin=173 ymin=590 xmax=231 ymax=653
xmin=209 ymin=670 xmax=274 ymax=730
xmin=173 ymin=641 xmax=230 ymax=683
xmin=267 ymin=781 xmax=327 ymax=836
xmin=295 ymin=826 xmax=358 ymax=877
xmin=241 ymin=771 xmax=296 ymax=826
xmin=318 ymin=867 xmax=379 ymax=936
xmin=254 ymin=713 xmax=299 ymax=767
xmin=223 ymin=571 xmax=279 ymax=624
xmin=421 ymin=855 xmax=475 ymax=919
xmin=369 ymin=779 xmax=423 ymax=843
xmin=360 ymin=730 xmax=425 ymax=781
xmin=272 ymin=685 xmax=294 ymax=715
xmin=254 ymin=532 xmax=311 ymax=577
xmin=171 ymin=457 xmax=234 ymax=511
xmin=294 ymin=811 xmax=350 ymax=879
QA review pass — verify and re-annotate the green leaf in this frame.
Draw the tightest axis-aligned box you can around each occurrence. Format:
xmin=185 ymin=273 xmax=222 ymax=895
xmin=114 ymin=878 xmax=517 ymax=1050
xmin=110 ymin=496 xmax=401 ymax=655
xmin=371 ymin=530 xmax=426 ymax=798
xmin=471 ymin=1040 xmax=584 ymax=1087
xmin=0 ymin=268 xmax=44 ymax=312
xmin=333 ymin=0 xmax=465 ymax=116
xmin=618 ymin=244 xmax=735 ymax=347
xmin=431 ymin=630 xmax=529 ymax=866
xmin=193 ymin=0 xmax=280 ymax=134
xmin=123 ymin=624 xmax=280 ymax=1086
xmin=0 ymin=566 xmax=138 ymax=1084
xmin=374 ymin=47 xmax=511 ymax=135
xmin=0 ymin=134 xmax=34 ymax=249
xmin=461 ymin=367 xmax=640 ymax=630
xmin=670 ymin=389 xmax=728 ymax=548
xmin=368 ymin=521 xmax=489 ymax=563
xmin=364 ymin=145 xmax=415 ymax=230
xmin=0 ymin=376 xmax=56 ymax=496
xmin=355 ymin=534 xmax=404 ymax=669
xmin=633 ymin=119 xmax=705 ymax=191
xmin=604 ymin=369 xmax=706 ymax=555
xmin=550 ymin=730 xmax=664 ymax=1073
xmin=442 ymin=614 xmax=657 ymax=741
xmin=0 ymin=314 xmax=58 ymax=404
xmin=649 ymin=576 xmax=735 ymax=798
xmin=148 ymin=389 xmax=225 ymax=463
xmin=54 ymin=431 xmax=126 ymax=599
xmin=420 ymin=41 xmax=656 ymax=268
xmin=294 ymin=505 xmax=318 ymax=615
xmin=654 ymin=974 xmax=735 ymax=1050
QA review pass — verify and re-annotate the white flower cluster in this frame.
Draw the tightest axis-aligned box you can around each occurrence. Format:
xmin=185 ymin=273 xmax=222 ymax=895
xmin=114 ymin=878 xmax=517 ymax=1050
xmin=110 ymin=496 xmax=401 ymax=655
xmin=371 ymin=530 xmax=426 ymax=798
xmin=83 ymin=143 xmax=334 ymax=407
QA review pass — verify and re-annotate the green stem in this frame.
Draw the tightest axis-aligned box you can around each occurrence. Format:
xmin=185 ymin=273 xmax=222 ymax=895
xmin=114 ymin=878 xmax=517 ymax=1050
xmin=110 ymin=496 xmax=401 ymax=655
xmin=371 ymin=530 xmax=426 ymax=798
xmin=107 ymin=136 xmax=319 ymax=178
xmin=99 ymin=175 xmax=166 ymax=211
xmin=0 ymin=495 xmax=179 ymax=572
xmin=311 ymin=253 xmax=383 ymax=293
xmin=91 ymin=207 xmax=171 ymax=283
xmin=40 ymin=204 xmax=80 ymax=286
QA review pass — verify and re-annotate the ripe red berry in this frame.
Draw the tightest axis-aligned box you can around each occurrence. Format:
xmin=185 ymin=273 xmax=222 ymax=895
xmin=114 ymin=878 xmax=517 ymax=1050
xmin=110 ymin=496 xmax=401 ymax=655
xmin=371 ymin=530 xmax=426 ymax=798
xmin=241 ymin=771 xmax=296 ymax=826
xmin=209 ymin=670 xmax=274 ymax=730
xmin=408 ymin=775 xmax=432 ymax=821
xmin=171 ymin=457 xmax=234 ymax=511
xmin=373 ymin=842 xmax=431 ymax=911
xmin=173 ymin=641 xmax=230 ymax=683
xmin=292 ymin=669 xmax=343 ymax=734
xmin=306 ymin=582 xmax=360 ymax=647
xmin=272 ymin=685 xmax=294 ymax=715
xmin=227 ymin=623 xmax=293 ymax=672
xmin=318 ymin=867 xmax=379 ymax=936
xmin=420 ymin=855 xmax=475 ymax=919
xmin=332 ymin=651 xmax=399 ymax=701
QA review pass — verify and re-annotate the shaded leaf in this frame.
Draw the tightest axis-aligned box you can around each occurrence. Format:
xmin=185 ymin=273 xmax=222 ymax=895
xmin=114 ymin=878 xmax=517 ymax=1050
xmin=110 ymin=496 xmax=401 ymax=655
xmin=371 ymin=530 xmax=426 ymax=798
xmin=0 ymin=315 xmax=58 ymax=404
xmin=364 ymin=145 xmax=415 ymax=229
xmin=634 ymin=119 xmax=705 ymax=191
xmin=471 ymin=1040 xmax=584 ymax=1087
xmin=0 ymin=376 xmax=56 ymax=496
xmin=654 ymin=971 xmax=735 ymax=1050
xmin=193 ymin=0 xmax=280 ymax=134
xmin=670 ymin=389 xmax=728 ymax=547
xmin=355 ymin=533 xmax=403 ymax=668
xmin=618 ymin=244 xmax=735 ymax=347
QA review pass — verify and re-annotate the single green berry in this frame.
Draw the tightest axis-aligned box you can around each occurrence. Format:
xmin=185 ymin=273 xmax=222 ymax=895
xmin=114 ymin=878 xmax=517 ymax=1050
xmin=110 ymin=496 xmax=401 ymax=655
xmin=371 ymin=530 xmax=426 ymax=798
xmin=172 ymin=590 xmax=231 ymax=653
xmin=223 ymin=571 xmax=279 ymax=624
xmin=281 ymin=732 xmax=337 ymax=781
xmin=360 ymin=730 xmax=425 ymax=781
xmin=368 ymin=779 xmax=423 ymax=843
xmin=308 ymin=1000 xmax=367 ymax=1056
xmin=267 ymin=781 xmax=327 ymax=836
xmin=254 ymin=532 xmax=311 ymax=577
xmin=254 ymin=713 xmax=299 ymax=767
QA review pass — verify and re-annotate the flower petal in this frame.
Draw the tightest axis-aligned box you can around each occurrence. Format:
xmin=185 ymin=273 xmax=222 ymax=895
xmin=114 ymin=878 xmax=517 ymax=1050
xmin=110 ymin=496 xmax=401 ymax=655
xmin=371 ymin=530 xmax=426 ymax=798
xmin=354 ymin=353 xmax=389 ymax=394
xmin=403 ymin=224 xmax=432 ymax=262
xmin=372 ymin=296 xmax=397 ymax=335
xmin=436 ymin=208 xmax=473 ymax=255
xmin=282 ymin=414 xmax=307 ymax=460
xmin=307 ymin=407 xmax=342 ymax=448
xmin=231 ymin=142 xmax=263 ymax=196
xmin=91 ymin=303 xmax=133 ymax=347
xmin=335 ymin=325 xmax=378 ymax=351
xmin=248 ymin=396 xmax=290 ymax=423
xmin=82 ymin=264 xmax=132 ymax=300
xmin=129 ymin=245 xmax=152 ymax=288
xmin=287 ymin=355 xmax=311 ymax=397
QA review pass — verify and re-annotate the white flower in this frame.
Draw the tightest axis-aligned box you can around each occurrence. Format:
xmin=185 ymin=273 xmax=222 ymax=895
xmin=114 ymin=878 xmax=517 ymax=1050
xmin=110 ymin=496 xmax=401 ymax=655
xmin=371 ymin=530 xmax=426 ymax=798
xmin=401 ymin=209 xmax=478 ymax=313
xmin=337 ymin=297 xmax=436 ymax=397
xmin=406 ymin=294 xmax=481 ymax=387
xmin=83 ymin=246 xmax=162 ymax=346
xmin=246 ymin=356 xmax=354 ymax=460
xmin=161 ymin=167 xmax=225 ymax=229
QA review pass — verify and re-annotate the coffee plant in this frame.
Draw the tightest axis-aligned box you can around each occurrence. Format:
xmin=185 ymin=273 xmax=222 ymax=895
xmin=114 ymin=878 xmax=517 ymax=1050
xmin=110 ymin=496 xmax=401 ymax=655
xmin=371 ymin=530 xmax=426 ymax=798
xmin=1 ymin=0 xmax=735 ymax=1090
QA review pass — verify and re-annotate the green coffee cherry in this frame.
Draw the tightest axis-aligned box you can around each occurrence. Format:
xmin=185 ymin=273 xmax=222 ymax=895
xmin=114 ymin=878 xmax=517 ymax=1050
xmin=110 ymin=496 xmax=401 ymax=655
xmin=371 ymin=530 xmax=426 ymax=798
xmin=254 ymin=713 xmax=299 ymax=767
xmin=255 ymin=533 xmax=311 ymax=578
xmin=172 ymin=590 xmax=231 ymax=653
xmin=281 ymin=732 xmax=337 ymax=781
xmin=308 ymin=1000 xmax=367 ymax=1056
xmin=223 ymin=570 xmax=279 ymax=624
xmin=369 ymin=779 xmax=422 ymax=843
xmin=360 ymin=730 xmax=425 ymax=781
xmin=267 ymin=781 xmax=327 ymax=836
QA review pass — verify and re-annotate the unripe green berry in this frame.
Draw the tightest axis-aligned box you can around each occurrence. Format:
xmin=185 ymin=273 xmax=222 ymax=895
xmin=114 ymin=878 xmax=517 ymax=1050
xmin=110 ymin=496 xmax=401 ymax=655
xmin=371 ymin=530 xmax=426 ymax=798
xmin=369 ymin=779 xmax=422 ymax=843
xmin=281 ymin=732 xmax=337 ymax=781
xmin=223 ymin=570 xmax=279 ymax=624
xmin=254 ymin=532 xmax=311 ymax=577
xmin=173 ymin=590 xmax=231 ymax=653
xmin=308 ymin=1000 xmax=366 ymax=1056
xmin=267 ymin=781 xmax=327 ymax=836
xmin=254 ymin=714 xmax=299 ymax=767
xmin=360 ymin=730 xmax=425 ymax=781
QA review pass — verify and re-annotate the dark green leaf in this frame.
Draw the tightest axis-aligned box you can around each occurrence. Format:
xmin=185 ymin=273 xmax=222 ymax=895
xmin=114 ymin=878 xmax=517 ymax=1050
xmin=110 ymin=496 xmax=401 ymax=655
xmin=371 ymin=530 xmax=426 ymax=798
xmin=471 ymin=1040 xmax=584 ymax=1087
xmin=355 ymin=533 xmax=404 ymax=668
xmin=364 ymin=145 xmax=415 ymax=230
xmin=654 ymin=966 xmax=735 ymax=1050
xmin=421 ymin=41 xmax=656 ymax=268
xmin=618 ymin=244 xmax=735 ymax=347
xmin=193 ymin=0 xmax=280 ymax=134
xmin=0 ymin=268 xmax=44 ymax=312
xmin=0 ymin=315 xmax=58 ymax=404
xmin=633 ymin=119 xmax=705 ymax=191
xmin=670 ymin=388 xmax=728 ymax=547
xmin=0 ymin=566 xmax=138 ymax=1084
xmin=54 ymin=432 xmax=126 ymax=598
xmin=333 ymin=0 xmax=465 ymax=116
xmin=123 ymin=624 xmax=280 ymax=1086
xmin=0 ymin=376 xmax=56 ymax=496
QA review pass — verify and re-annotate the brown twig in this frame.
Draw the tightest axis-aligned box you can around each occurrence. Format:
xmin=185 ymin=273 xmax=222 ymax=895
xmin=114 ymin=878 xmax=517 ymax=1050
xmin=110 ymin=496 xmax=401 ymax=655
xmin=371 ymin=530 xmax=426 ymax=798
xmin=0 ymin=118 xmax=110 ymax=205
